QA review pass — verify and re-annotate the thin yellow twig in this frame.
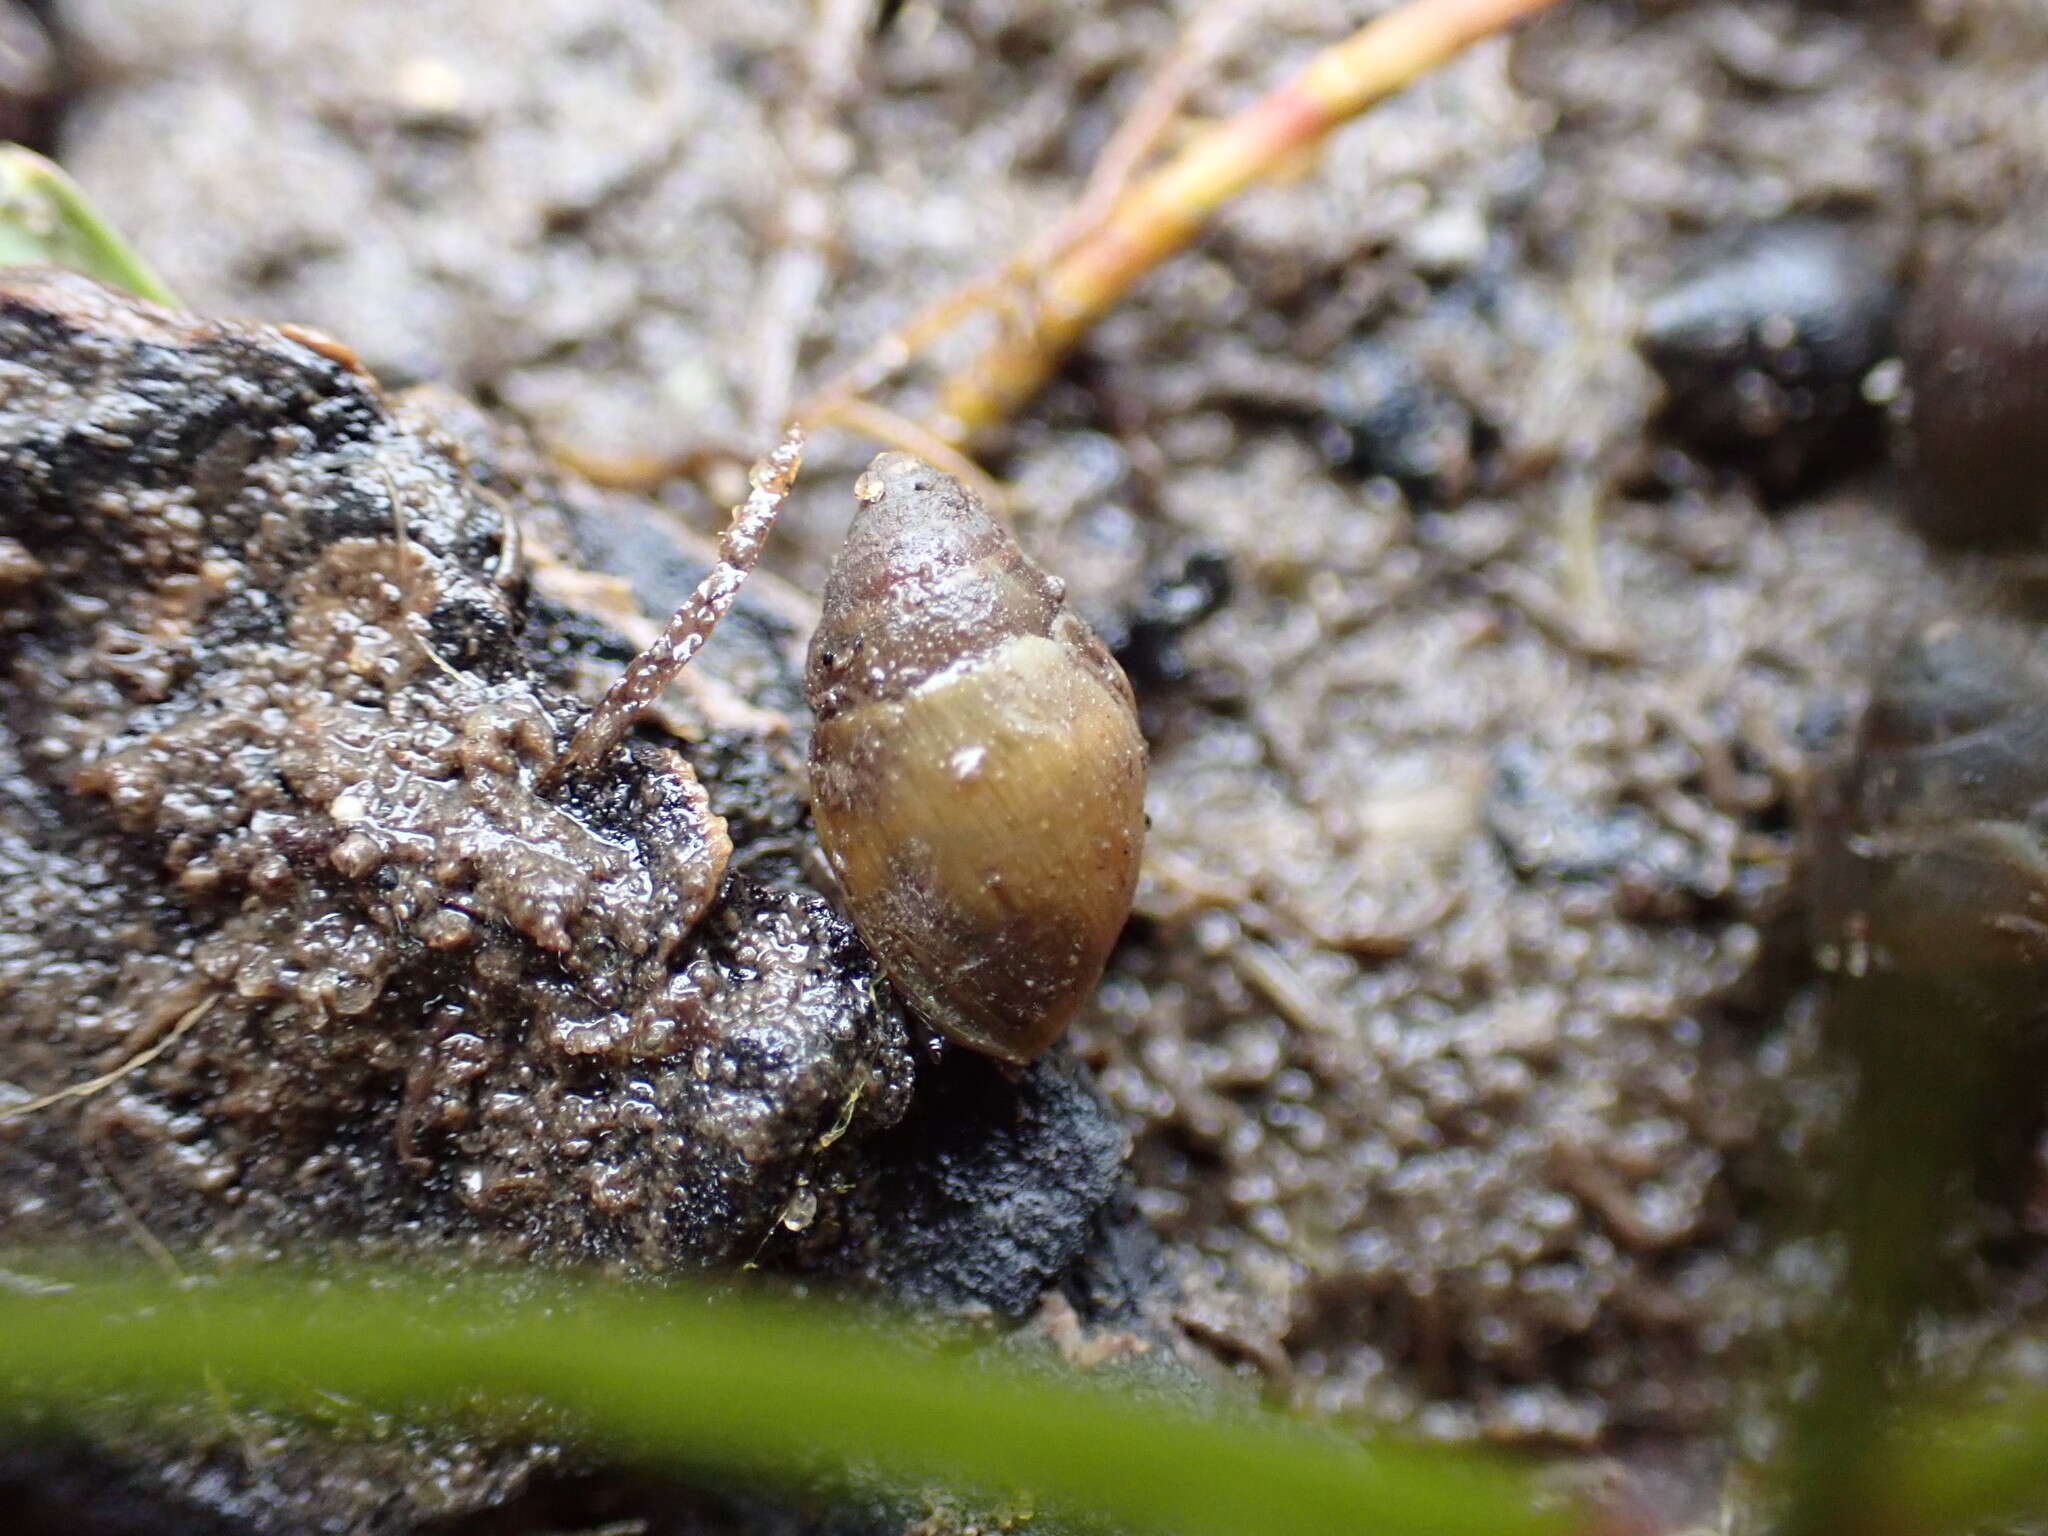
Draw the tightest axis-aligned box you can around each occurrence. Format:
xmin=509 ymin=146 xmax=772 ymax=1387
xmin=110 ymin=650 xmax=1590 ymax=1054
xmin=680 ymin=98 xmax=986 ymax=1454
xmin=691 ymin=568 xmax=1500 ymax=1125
xmin=936 ymin=0 xmax=1567 ymax=439
xmin=1047 ymin=0 xmax=1258 ymax=266
xmin=813 ymin=394 xmax=1011 ymax=515
xmin=0 ymin=995 xmax=217 ymax=1123
xmin=793 ymin=0 xmax=1250 ymax=433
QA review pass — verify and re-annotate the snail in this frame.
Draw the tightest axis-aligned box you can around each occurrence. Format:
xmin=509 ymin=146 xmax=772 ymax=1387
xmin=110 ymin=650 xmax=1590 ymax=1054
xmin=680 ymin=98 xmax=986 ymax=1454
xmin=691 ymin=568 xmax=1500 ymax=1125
xmin=805 ymin=453 xmax=1147 ymax=1065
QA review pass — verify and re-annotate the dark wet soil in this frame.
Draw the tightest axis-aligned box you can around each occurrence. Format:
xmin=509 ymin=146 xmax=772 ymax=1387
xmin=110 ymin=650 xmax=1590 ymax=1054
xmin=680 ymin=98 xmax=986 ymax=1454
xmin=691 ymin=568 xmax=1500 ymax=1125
xmin=7 ymin=0 xmax=2048 ymax=1530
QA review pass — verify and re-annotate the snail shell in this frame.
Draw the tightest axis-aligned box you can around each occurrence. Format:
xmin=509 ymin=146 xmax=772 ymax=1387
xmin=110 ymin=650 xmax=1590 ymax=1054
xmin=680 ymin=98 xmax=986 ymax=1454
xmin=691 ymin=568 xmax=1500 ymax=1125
xmin=805 ymin=453 xmax=1147 ymax=1065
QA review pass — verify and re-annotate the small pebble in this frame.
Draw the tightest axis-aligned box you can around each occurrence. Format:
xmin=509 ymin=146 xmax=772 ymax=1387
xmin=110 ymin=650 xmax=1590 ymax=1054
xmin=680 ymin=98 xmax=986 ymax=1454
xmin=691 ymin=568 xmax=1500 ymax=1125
xmin=0 ymin=4 xmax=54 ymax=148
xmin=1318 ymin=339 xmax=1476 ymax=505
xmin=1111 ymin=548 xmax=1232 ymax=691
xmin=1640 ymin=218 xmax=1897 ymax=499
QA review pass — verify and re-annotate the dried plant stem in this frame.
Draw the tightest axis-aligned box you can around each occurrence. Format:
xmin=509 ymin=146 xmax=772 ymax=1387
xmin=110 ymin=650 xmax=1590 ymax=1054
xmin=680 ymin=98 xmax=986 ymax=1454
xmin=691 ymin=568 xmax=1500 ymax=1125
xmin=0 ymin=995 xmax=216 ymax=1123
xmin=546 ymin=427 xmax=805 ymax=786
xmin=936 ymin=0 xmax=1567 ymax=439
xmin=797 ymin=0 xmax=1248 ymax=435
xmin=1042 ymin=0 xmax=1258 ymax=270
xmin=823 ymin=395 xmax=1009 ymax=513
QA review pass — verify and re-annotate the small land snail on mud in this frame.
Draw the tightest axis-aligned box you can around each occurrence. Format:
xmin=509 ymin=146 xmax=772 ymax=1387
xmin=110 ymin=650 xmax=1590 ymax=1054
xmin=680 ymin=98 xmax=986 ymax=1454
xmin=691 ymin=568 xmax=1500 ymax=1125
xmin=805 ymin=453 xmax=1148 ymax=1065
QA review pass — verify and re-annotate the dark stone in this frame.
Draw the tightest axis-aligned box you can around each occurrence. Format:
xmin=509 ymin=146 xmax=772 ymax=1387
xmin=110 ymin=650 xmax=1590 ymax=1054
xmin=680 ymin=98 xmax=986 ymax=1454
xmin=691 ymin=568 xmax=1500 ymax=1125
xmin=0 ymin=270 xmax=921 ymax=1529
xmin=1318 ymin=340 xmax=1476 ymax=505
xmin=808 ymin=1046 xmax=1137 ymax=1320
xmin=1108 ymin=547 xmax=1232 ymax=693
xmin=1640 ymin=218 xmax=1897 ymax=500
xmin=0 ymin=269 xmax=915 ymax=1281
xmin=0 ymin=1435 xmax=246 ymax=1536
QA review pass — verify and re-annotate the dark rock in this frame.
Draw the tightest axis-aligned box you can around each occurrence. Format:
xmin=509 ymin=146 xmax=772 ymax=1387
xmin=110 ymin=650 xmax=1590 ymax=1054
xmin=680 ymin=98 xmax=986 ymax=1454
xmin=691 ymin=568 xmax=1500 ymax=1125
xmin=0 ymin=1434 xmax=908 ymax=1536
xmin=0 ymin=270 xmax=923 ymax=1530
xmin=1640 ymin=218 xmax=1897 ymax=500
xmin=0 ymin=269 xmax=913 ymax=1280
xmin=1317 ymin=340 xmax=1477 ymax=505
xmin=804 ymin=1046 xmax=1136 ymax=1320
xmin=1107 ymin=547 xmax=1232 ymax=693
xmin=2 ymin=1435 xmax=246 ymax=1536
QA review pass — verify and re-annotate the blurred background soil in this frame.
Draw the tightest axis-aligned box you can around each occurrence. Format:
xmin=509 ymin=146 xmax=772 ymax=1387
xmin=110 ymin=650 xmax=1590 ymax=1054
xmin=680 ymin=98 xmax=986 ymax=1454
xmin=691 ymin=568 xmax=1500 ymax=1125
xmin=15 ymin=0 xmax=2048 ymax=1473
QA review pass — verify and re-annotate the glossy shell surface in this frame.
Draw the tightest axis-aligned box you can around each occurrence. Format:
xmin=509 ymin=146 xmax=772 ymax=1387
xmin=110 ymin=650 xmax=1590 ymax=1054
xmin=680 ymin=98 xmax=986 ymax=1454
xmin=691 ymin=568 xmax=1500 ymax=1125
xmin=805 ymin=453 xmax=1147 ymax=1064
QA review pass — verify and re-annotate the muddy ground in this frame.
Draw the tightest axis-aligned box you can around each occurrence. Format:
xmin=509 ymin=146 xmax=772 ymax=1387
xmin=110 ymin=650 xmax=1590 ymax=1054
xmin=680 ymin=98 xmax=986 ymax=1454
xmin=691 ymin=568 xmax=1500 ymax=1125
xmin=6 ymin=0 xmax=2048 ymax=1530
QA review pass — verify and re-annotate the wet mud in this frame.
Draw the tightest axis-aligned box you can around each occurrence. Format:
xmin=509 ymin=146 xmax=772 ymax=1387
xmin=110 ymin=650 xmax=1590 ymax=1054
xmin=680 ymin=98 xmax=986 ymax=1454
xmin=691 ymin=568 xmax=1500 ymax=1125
xmin=7 ymin=0 xmax=2048 ymax=1530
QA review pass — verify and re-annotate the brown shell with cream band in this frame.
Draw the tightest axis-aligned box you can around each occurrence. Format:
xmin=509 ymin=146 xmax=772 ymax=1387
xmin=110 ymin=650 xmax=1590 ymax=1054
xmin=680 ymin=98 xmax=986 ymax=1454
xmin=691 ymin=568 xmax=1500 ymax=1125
xmin=804 ymin=453 xmax=1147 ymax=1065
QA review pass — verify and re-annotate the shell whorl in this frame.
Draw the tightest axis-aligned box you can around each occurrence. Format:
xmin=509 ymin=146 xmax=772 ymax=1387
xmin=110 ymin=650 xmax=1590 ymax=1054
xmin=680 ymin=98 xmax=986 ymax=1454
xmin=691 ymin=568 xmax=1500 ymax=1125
xmin=806 ymin=453 xmax=1063 ymax=720
xmin=803 ymin=452 xmax=1148 ymax=1065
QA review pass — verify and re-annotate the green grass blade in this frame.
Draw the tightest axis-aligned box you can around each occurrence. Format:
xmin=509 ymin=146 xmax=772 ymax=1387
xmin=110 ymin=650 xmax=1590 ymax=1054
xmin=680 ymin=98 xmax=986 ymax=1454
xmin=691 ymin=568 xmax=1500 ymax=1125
xmin=1877 ymin=1393 xmax=2048 ymax=1534
xmin=0 ymin=144 xmax=178 ymax=305
xmin=0 ymin=1260 xmax=1565 ymax=1536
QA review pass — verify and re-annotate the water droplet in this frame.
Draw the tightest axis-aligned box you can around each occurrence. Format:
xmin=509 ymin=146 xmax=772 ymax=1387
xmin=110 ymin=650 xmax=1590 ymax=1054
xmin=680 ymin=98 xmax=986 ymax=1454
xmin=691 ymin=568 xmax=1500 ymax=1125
xmin=780 ymin=1179 xmax=817 ymax=1232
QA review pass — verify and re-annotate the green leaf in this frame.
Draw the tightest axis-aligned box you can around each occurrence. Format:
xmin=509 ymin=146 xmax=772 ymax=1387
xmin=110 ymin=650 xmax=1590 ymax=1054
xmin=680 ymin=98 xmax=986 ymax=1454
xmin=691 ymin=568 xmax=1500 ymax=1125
xmin=0 ymin=1258 xmax=1565 ymax=1536
xmin=0 ymin=144 xmax=178 ymax=305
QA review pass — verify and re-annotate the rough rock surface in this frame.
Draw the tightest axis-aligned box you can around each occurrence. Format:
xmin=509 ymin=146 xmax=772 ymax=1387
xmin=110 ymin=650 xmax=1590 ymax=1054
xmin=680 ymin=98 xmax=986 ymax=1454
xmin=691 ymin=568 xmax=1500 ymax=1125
xmin=0 ymin=270 xmax=1172 ymax=1531
xmin=804 ymin=1047 xmax=1139 ymax=1318
xmin=0 ymin=267 xmax=914 ymax=1271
